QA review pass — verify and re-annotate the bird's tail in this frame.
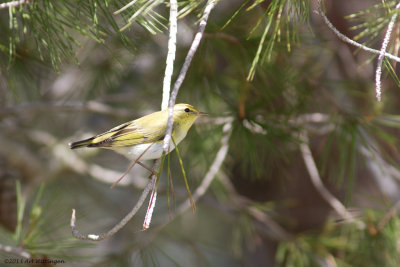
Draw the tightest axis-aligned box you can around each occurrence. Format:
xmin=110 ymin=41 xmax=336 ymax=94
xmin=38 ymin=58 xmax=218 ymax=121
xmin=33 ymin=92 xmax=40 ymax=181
xmin=69 ymin=136 xmax=95 ymax=149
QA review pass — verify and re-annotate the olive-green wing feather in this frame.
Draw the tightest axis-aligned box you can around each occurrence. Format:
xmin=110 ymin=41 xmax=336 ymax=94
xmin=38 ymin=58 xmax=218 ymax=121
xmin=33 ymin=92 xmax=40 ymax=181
xmin=69 ymin=110 xmax=168 ymax=149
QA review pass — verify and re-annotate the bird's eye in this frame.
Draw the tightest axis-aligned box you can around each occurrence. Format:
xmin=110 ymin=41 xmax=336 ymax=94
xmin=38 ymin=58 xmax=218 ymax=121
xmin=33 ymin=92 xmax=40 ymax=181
xmin=184 ymin=108 xmax=190 ymax=113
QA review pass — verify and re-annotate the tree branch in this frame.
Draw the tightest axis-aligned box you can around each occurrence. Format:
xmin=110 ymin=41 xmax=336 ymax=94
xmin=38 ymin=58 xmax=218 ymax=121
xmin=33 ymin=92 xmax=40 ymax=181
xmin=315 ymin=1 xmax=400 ymax=63
xmin=142 ymin=0 xmax=217 ymax=230
xmin=162 ymin=0 xmax=217 ymax=153
xmin=299 ymin=131 xmax=364 ymax=228
xmin=143 ymin=160 xmax=160 ymax=229
xmin=142 ymin=0 xmax=179 ymax=230
xmin=375 ymin=2 xmax=400 ymax=101
xmin=70 ymin=178 xmax=153 ymax=241
xmin=0 ymin=101 xmax=132 ymax=118
xmin=161 ymin=0 xmax=178 ymax=110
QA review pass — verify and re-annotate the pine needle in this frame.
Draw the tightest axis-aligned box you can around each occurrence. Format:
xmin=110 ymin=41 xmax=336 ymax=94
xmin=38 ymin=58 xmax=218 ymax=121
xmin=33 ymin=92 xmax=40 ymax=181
xmin=172 ymin=138 xmax=196 ymax=212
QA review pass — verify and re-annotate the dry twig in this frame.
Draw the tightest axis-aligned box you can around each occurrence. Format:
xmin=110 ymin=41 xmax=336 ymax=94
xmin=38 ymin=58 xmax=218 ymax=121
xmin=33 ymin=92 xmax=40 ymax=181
xmin=70 ymin=177 xmax=154 ymax=241
xmin=316 ymin=0 xmax=400 ymax=101
xmin=299 ymin=132 xmax=364 ymax=228
xmin=375 ymin=2 xmax=400 ymax=101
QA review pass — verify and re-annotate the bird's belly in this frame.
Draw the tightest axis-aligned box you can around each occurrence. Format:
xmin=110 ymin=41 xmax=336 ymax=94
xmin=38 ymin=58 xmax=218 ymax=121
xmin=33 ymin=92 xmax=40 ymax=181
xmin=116 ymin=131 xmax=187 ymax=161
xmin=119 ymin=141 xmax=178 ymax=161
xmin=134 ymin=142 xmax=174 ymax=160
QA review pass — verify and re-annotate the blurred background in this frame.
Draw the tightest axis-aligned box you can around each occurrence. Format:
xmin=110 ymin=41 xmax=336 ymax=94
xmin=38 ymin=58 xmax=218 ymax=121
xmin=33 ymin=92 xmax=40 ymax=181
xmin=1 ymin=0 xmax=400 ymax=266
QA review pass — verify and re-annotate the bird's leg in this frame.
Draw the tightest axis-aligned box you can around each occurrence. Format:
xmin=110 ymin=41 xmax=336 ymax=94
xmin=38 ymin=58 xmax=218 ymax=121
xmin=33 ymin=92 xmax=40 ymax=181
xmin=110 ymin=143 xmax=154 ymax=189
xmin=137 ymin=161 xmax=157 ymax=177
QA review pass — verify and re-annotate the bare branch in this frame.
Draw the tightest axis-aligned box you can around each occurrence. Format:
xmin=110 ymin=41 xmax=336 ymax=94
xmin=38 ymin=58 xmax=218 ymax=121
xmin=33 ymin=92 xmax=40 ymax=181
xmin=375 ymin=2 xmax=400 ymax=101
xmin=0 ymin=243 xmax=30 ymax=259
xmin=143 ymin=169 xmax=159 ymax=229
xmin=70 ymin=177 xmax=154 ymax=241
xmin=0 ymin=101 xmax=131 ymax=118
xmin=27 ymin=129 xmax=148 ymax=188
xmin=299 ymin=132 xmax=364 ymax=228
xmin=315 ymin=1 xmax=400 ymax=63
xmin=0 ymin=0 xmax=29 ymax=9
xmin=143 ymin=0 xmax=179 ymax=230
xmin=161 ymin=0 xmax=178 ymax=110
xmin=163 ymin=0 xmax=217 ymax=153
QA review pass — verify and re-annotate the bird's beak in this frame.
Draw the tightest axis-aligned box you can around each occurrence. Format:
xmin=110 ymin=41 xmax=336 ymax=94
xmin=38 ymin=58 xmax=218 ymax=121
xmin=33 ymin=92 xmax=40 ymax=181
xmin=197 ymin=112 xmax=208 ymax=116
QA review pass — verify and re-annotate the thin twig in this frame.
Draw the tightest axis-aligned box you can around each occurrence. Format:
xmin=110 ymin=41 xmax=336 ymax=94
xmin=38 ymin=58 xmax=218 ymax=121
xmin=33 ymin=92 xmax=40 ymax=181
xmin=0 ymin=0 xmax=29 ymax=9
xmin=315 ymin=1 xmax=400 ymax=63
xmin=70 ymin=178 xmax=154 ymax=241
xmin=375 ymin=2 xmax=400 ymax=101
xmin=161 ymin=0 xmax=178 ymax=110
xmin=143 ymin=167 xmax=159 ymax=230
xmin=0 ymin=243 xmax=31 ymax=259
xmin=299 ymin=131 xmax=364 ymax=228
xmin=162 ymin=0 xmax=217 ymax=153
xmin=0 ymin=101 xmax=132 ymax=118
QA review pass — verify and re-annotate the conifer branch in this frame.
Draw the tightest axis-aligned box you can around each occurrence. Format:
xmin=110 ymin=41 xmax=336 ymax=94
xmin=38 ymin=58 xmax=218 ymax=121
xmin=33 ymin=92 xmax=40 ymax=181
xmin=375 ymin=2 xmax=400 ymax=101
xmin=316 ymin=0 xmax=400 ymax=101
xmin=315 ymin=1 xmax=400 ymax=63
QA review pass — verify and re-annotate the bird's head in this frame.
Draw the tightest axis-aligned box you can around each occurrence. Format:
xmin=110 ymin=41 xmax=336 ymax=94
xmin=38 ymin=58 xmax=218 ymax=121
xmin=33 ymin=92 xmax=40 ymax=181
xmin=172 ymin=103 xmax=208 ymax=132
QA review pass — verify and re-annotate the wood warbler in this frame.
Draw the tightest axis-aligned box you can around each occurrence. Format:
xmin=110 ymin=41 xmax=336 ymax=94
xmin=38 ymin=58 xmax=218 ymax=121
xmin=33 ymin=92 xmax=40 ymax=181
xmin=69 ymin=104 xmax=208 ymax=161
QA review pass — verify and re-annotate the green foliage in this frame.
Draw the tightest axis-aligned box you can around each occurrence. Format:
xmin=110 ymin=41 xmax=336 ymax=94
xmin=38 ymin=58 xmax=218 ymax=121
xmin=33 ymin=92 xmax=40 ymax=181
xmin=3 ymin=0 xmax=133 ymax=70
xmin=0 ymin=181 xmax=91 ymax=263
xmin=276 ymin=210 xmax=400 ymax=267
xmin=222 ymin=0 xmax=311 ymax=81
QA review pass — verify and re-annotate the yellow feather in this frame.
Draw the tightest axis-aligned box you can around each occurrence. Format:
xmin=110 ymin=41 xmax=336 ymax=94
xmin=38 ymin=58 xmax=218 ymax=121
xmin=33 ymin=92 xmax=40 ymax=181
xmin=69 ymin=104 xmax=207 ymax=152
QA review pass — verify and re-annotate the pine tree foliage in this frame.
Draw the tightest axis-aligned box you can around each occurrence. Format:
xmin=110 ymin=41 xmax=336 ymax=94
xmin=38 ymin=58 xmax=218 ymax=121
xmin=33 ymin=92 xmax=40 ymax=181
xmin=1 ymin=0 xmax=400 ymax=266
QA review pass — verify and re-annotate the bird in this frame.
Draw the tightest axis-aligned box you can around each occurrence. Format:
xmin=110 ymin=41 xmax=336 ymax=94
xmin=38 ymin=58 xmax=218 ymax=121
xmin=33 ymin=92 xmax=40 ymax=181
xmin=69 ymin=103 xmax=208 ymax=187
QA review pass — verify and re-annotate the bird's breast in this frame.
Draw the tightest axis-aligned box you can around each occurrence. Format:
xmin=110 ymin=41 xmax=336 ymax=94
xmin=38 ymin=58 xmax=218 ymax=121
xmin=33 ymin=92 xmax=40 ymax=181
xmin=118 ymin=131 xmax=187 ymax=161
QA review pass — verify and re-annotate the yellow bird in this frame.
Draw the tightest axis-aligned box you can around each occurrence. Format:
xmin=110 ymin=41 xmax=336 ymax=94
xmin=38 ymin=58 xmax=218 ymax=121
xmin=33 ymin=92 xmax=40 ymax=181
xmin=69 ymin=103 xmax=208 ymax=162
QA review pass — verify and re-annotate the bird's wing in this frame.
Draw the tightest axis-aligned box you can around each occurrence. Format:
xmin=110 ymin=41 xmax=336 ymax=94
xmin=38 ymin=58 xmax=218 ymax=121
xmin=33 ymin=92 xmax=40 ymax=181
xmin=89 ymin=111 xmax=168 ymax=148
